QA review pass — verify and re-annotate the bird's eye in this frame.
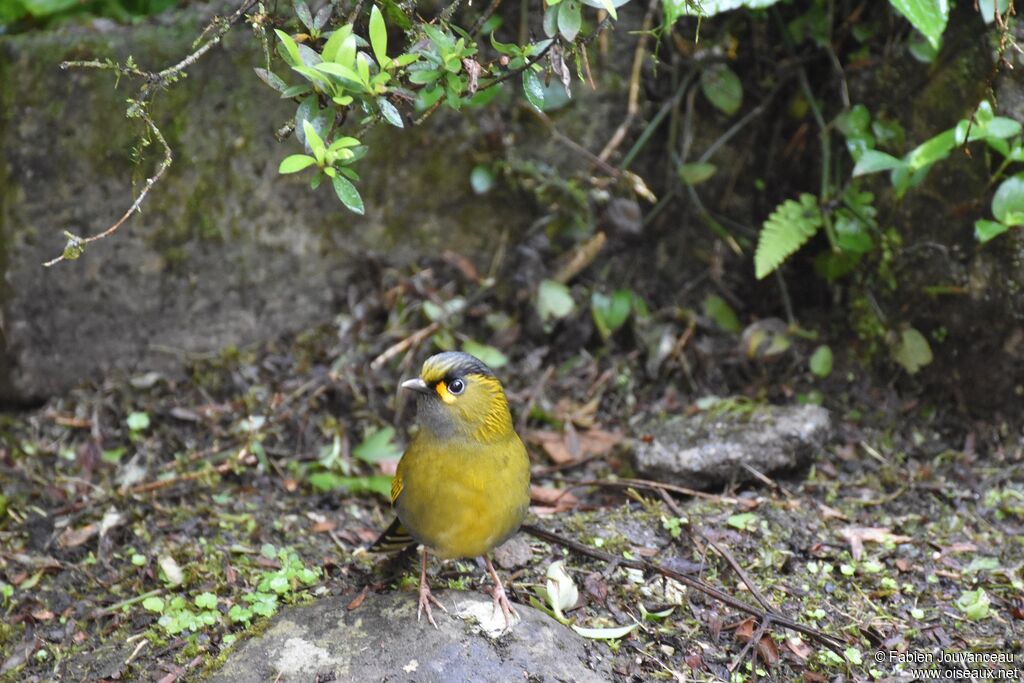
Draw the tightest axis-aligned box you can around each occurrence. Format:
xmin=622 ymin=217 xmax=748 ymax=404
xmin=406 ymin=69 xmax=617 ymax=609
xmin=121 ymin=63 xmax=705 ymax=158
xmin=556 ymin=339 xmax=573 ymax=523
xmin=447 ymin=378 xmax=465 ymax=395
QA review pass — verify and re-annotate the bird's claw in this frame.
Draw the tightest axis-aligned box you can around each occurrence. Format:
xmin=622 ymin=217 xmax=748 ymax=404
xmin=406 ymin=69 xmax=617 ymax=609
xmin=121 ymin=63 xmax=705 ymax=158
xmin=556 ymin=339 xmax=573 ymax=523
xmin=491 ymin=581 xmax=519 ymax=630
xmin=417 ymin=583 xmax=448 ymax=629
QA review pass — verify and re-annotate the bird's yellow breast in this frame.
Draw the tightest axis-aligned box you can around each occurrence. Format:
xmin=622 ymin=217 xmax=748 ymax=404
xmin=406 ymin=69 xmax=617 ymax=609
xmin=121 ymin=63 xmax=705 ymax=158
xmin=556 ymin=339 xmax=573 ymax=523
xmin=394 ymin=430 xmax=530 ymax=559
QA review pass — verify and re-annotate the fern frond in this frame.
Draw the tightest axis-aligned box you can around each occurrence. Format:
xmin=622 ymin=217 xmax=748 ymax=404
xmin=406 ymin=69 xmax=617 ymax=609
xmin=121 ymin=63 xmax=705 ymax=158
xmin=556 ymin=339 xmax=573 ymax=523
xmin=754 ymin=193 xmax=823 ymax=279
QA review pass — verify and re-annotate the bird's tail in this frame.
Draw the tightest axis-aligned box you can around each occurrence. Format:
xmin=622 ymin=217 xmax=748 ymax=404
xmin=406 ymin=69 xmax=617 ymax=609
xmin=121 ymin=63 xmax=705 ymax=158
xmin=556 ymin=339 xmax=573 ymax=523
xmin=368 ymin=517 xmax=417 ymax=554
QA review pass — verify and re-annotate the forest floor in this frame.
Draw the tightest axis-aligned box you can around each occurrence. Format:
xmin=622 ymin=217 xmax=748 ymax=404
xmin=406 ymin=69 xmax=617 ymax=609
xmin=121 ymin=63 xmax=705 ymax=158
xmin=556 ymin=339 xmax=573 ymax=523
xmin=1 ymin=258 xmax=1022 ymax=682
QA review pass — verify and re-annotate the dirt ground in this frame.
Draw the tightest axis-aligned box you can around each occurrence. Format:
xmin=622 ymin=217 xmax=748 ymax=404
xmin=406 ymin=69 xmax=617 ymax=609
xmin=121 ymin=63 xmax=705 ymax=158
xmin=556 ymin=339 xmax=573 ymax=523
xmin=1 ymin=256 xmax=1022 ymax=682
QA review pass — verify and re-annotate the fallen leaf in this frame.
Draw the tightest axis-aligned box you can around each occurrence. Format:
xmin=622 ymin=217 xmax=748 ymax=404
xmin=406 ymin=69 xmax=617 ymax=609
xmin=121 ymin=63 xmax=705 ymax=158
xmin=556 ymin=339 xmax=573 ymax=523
xmin=784 ymin=636 xmax=812 ymax=661
xmin=839 ymin=526 xmax=912 ymax=561
xmin=31 ymin=610 xmax=54 ymax=621
xmin=756 ymin=634 xmax=779 ymax=666
xmin=530 ymin=485 xmax=578 ymax=513
xmin=817 ymin=503 xmax=849 ymax=521
xmin=528 ymin=430 xmax=574 ymax=464
xmin=528 ymin=427 xmax=624 ymax=465
xmin=58 ymin=524 xmax=97 ymax=549
xmin=733 ymin=617 xmax=755 ymax=640
xmin=347 ymin=587 xmax=369 ymax=610
xmin=583 ymin=572 xmax=608 ymax=604
xmin=941 ymin=542 xmax=978 ymax=555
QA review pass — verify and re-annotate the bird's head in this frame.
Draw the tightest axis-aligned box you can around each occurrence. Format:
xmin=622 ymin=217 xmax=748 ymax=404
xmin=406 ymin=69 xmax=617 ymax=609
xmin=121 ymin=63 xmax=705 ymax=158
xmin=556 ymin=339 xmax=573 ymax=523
xmin=401 ymin=351 xmax=513 ymax=443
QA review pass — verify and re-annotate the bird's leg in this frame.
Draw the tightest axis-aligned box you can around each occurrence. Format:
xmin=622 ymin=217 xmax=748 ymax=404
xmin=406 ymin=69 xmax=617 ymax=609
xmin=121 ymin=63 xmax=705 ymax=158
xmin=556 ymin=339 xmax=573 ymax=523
xmin=417 ymin=548 xmax=447 ymax=628
xmin=484 ymin=554 xmax=519 ymax=629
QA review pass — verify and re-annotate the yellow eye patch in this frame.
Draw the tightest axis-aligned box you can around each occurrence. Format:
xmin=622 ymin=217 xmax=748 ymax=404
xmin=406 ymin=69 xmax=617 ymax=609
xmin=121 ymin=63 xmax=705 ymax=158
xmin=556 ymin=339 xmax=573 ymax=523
xmin=435 ymin=381 xmax=457 ymax=404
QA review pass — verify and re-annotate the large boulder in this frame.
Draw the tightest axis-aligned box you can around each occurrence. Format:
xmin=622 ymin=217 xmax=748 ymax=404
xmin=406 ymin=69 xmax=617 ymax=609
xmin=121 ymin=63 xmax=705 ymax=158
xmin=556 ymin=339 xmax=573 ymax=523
xmin=208 ymin=589 xmax=612 ymax=682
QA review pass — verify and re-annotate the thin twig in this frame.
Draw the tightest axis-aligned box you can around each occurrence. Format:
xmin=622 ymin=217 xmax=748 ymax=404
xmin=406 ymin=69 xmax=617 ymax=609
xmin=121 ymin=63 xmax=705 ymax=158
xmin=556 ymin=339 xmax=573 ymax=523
xmin=469 ymin=0 xmax=503 ymax=39
xmin=556 ymin=476 xmax=741 ymax=505
xmin=702 ymin=534 xmax=777 ymax=613
xmin=45 ymin=0 xmax=260 ymax=267
xmin=598 ymin=0 xmax=660 ymax=162
xmin=520 ymin=523 xmax=845 ymax=656
xmin=43 ymin=108 xmax=172 ymax=267
xmin=370 ymin=322 xmax=441 ymax=371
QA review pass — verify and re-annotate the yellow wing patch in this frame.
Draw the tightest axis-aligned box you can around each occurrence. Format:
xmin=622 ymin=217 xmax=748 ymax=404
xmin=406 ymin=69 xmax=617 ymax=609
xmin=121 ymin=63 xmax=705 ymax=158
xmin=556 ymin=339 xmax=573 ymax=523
xmin=390 ymin=470 xmax=404 ymax=505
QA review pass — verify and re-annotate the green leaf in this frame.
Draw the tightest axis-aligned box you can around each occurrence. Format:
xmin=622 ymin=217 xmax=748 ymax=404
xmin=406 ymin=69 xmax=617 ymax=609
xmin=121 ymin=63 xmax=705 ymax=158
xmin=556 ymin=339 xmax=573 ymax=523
xmin=678 ymin=162 xmax=717 ymax=185
xmin=595 ymin=0 xmax=618 ymax=20
xmin=321 ymin=25 xmax=352 ymax=63
xmin=195 ymin=592 xmax=217 ymax=609
xmin=357 ymin=53 xmax=371 ymax=85
xmin=702 ymin=294 xmax=741 ymax=333
xmin=142 ymin=596 xmax=165 ymax=613
xmin=332 ymin=175 xmax=365 ymax=214
xmin=279 ymin=154 xmax=318 ymax=174
xmin=661 ymin=0 xmax=781 ymax=21
xmin=274 ymin=29 xmax=302 ymax=67
xmin=754 ymin=194 xmax=823 ymax=279
xmin=889 ymin=0 xmax=949 ymax=50
xmin=293 ymin=0 xmax=313 ymax=30
xmin=974 ymin=219 xmax=1009 ymax=243
xmin=369 ymin=5 xmax=389 ymax=68
xmin=253 ymin=68 xmax=288 ymax=93
xmin=338 ymin=31 xmax=357 ymax=67
xmin=523 ymin=71 xmax=546 ymax=111
xmin=377 ymin=97 xmax=404 ymax=128
xmin=984 ymin=117 xmax=1021 ymax=140
xmin=700 ymin=64 xmax=742 ymax=116
xmin=315 ymin=61 xmax=363 ymax=86
xmin=591 ymin=290 xmax=632 ymax=339
xmin=102 ymin=447 xmax=126 ymax=464
xmin=891 ymin=326 xmax=933 ymax=374
xmin=992 ymin=173 xmax=1024 ymax=226
xmin=809 ymin=345 xmax=833 ymax=378
xmin=906 ymin=129 xmax=956 ymax=171
xmin=127 ymin=411 xmax=150 ymax=431
xmin=536 ymin=279 xmax=575 ymax=323
xmin=571 ymin=623 xmax=638 ymax=640
xmin=727 ymin=512 xmax=759 ymax=532
xmin=303 ymin=120 xmax=326 ymax=164
xmin=354 ymin=427 xmax=402 ymax=463
xmin=557 ymin=0 xmax=582 ymax=41
xmin=281 ymin=84 xmax=313 ymax=99
xmin=542 ymin=4 xmax=560 ymax=38
xmin=462 ymin=340 xmax=508 ymax=369
xmin=852 ymin=149 xmax=904 ymax=176
xmin=408 ymin=67 xmax=442 ymax=85
xmin=469 ymin=165 xmax=495 ymax=194
xmin=955 ymin=588 xmax=991 ymax=621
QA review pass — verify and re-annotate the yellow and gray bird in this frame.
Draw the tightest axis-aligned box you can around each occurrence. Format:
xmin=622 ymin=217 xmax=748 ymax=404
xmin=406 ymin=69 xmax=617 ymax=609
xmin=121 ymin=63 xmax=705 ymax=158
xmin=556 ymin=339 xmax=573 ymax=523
xmin=370 ymin=351 xmax=531 ymax=628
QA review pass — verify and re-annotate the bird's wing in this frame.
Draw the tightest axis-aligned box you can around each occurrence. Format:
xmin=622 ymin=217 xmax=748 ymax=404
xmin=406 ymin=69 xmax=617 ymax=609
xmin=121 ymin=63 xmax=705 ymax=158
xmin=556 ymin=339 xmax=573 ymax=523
xmin=390 ymin=468 xmax=404 ymax=505
xmin=367 ymin=516 xmax=416 ymax=554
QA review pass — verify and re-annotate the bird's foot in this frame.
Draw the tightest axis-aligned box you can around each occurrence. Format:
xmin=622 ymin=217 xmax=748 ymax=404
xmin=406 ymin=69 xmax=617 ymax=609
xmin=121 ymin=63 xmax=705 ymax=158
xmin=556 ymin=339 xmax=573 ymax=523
xmin=490 ymin=580 xmax=520 ymax=630
xmin=417 ymin=582 xmax=448 ymax=629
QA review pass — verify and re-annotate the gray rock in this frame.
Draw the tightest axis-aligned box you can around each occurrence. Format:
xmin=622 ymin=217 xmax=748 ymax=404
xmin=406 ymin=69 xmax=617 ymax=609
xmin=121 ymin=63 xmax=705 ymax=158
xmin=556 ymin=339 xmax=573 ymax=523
xmin=208 ymin=590 xmax=611 ymax=682
xmin=633 ymin=404 xmax=831 ymax=488
xmin=491 ymin=535 xmax=533 ymax=570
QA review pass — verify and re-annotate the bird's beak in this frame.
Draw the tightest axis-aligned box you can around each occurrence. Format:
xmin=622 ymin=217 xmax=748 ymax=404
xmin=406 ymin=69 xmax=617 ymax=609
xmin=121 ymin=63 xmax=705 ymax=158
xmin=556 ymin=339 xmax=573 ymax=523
xmin=401 ymin=378 xmax=432 ymax=395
